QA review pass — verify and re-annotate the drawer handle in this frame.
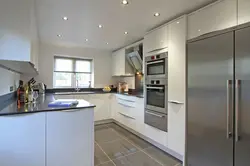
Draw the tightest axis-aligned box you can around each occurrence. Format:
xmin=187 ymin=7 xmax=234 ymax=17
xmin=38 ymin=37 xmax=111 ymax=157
xmin=62 ymin=109 xmax=81 ymax=112
xmin=119 ymin=112 xmax=135 ymax=119
xmin=168 ymin=100 xmax=184 ymax=104
xmin=146 ymin=111 xmax=165 ymax=118
xmin=118 ymin=102 xmax=135 ymax=108
xmin=118 ymin=98 xmax=135 ymax=103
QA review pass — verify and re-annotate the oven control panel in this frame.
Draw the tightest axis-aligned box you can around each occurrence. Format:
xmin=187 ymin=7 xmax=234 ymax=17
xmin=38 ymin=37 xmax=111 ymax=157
xmin=146 ymin=78 xmax=167 ymax=85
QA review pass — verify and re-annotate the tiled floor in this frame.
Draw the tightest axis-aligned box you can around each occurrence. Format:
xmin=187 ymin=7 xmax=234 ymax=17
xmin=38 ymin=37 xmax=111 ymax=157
xmin=95 ymin=123 xmax=182 ymax=166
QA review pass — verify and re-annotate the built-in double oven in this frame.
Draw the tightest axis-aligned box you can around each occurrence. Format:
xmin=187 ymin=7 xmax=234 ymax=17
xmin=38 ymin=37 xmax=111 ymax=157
xmin=144 ymin=50 xmax=168 ymax=132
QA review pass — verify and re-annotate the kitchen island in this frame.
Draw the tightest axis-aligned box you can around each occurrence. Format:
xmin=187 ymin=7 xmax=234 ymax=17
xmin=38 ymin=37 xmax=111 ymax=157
xmin=0 ymin=94 xmax=95 ymax=166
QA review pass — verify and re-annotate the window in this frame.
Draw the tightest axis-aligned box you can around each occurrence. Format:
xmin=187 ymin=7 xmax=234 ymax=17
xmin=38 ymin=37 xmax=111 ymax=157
xmin=54 ymin=56 xmax=93 ymax=88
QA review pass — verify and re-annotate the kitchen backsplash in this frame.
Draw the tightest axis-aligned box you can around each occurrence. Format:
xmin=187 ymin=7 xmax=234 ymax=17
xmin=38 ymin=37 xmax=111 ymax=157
xmin=0 ymin=66 xmax=20 ymax=96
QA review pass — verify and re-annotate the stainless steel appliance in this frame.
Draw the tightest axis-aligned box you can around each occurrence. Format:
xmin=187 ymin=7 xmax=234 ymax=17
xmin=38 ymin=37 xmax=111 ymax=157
xmin=187 ymin=22 xmax=250 ymax=166
xmin=145 ymin=50 xmax=168 ymax=79
xmin=145 ymin=78 xmax=168 ymax=132
xmin=126 ymin=44 xmax=143 ymax=73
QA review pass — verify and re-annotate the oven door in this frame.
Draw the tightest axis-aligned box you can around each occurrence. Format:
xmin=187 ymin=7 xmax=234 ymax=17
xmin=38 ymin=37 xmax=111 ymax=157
xmin=146 ymin=59 xmax=166 ymax=77
xmin=145 ymin=85 xmax=167 ymax=114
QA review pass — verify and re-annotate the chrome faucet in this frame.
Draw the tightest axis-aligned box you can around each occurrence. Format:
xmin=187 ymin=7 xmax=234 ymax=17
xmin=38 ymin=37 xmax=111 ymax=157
xmin=75 ymin=80 xmax=80 ymax=92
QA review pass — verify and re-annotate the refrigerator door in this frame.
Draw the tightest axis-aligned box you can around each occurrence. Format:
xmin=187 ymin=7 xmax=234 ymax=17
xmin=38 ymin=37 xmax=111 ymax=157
xmin=187 ymin=32 xmax=234 ymax=166
xmin=235 ymin=25 xmax=250 ymax=166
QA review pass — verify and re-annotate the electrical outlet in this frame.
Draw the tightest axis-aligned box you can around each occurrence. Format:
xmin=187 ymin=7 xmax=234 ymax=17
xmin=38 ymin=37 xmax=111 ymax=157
xmin=10 ymin=86 xmax=14 ymax=92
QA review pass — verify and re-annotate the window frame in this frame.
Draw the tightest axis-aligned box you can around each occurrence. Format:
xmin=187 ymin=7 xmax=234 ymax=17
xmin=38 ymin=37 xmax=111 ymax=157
xmin=53 ymin=56 xmax=93 ymax=88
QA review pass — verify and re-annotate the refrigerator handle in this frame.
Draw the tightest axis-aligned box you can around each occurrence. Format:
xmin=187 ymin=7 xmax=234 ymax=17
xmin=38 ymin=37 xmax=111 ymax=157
xmin=235 ymin=79 xmax=241 ymax=142
xmin=227 ymin=80 xmax=232 ymax=139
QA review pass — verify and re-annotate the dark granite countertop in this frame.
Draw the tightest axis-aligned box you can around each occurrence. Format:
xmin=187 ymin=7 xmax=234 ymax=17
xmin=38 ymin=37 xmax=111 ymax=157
xmin=0 ymin=94 xmax=95 ymax=116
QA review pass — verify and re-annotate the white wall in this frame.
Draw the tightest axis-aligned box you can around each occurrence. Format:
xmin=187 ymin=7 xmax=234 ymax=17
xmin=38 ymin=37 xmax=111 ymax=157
xmin=37 ymin=42 xmax=114 ymax=88
xmin=0 ymin=67 xmax=20 ymax=96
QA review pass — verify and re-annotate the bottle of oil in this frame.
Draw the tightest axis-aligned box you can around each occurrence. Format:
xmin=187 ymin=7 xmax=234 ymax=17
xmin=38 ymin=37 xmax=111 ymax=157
xmin=17 ymin=80 xmax=25 ymax=106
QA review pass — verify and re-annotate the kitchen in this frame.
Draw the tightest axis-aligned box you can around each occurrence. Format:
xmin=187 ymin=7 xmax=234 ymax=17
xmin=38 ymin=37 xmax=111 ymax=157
xmin=0 ymin=0 xmax=250 ymax=166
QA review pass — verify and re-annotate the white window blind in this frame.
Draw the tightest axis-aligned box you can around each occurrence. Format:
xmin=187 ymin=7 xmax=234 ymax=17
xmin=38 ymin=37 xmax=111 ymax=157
xmin=54 ymin=57 xmax=93 ymax=88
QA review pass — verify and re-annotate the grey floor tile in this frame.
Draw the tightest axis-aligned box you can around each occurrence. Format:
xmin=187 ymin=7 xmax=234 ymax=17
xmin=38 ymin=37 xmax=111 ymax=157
xmin=95 ymin=144 xmax=110 ymax=166
xmin=95 ymin=125 xmax=109 ymax=131
xmin=113 ymin=151 xmax=162 ymax=166
xmin=99 ymin=139 xmax=139 ymax=160
xmin=107 ymin=123 xmax=133 ymax=138
xmin=144 ymin=146 xmax=181 ymax=166
xmin=95 ymin=127 xmax=122 ymax=143
xmin=126 ymin=134 xmax=152 ymax=150
xmin=97 ymin=161 xmax=115 ymax=166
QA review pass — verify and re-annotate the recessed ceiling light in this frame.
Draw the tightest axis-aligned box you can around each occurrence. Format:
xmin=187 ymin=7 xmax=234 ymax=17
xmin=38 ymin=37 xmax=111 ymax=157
xmin=85 ymin=39 xmax=89 ymax=42
xmin=198 ymin=29 xmax=201 ymax=32
xmin=154 ymin=12 xmax=160 ymax=17
xmin=122 ymin=0 xmax=129 ymax=5
xmin=106 ymin=42 xmax=109 ymax=45
xmin=63 ymin=17 xmax=68 ymax=20
xmin=177 ymin=21 xmax=180 ymax=24
xmin=98 ymin=24 xmax=103 ymax=28
xmin=124 ymin=31 xmax=128 ymax=35
xmin=57 ymin=34 xmax=62 ymax=37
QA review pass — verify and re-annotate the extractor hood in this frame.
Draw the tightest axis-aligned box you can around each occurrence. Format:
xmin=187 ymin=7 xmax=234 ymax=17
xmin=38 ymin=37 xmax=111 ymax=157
xmin=126 ymin=44 xmax=143 ymax=73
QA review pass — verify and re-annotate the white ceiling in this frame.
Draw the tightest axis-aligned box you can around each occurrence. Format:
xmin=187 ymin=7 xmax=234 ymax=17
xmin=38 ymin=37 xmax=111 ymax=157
xmin=35 ymin=0 xmax=216 ymax=51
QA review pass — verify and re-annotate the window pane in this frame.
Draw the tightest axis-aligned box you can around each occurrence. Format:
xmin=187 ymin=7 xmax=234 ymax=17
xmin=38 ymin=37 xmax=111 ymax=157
xmin=76 ymin=73 xmax=91 ymax=87
xmin=75 ymin=60 xmax=91 ymax=72
xmin=55 ymin=58 xmax=73 ymax=72
xmin=54 ymin=72 xmax=72 ymax=87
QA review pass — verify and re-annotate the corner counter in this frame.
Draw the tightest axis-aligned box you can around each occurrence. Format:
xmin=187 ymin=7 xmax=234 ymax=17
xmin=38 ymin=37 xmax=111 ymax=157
xmin=0 ymin=94 xmax=95 ymax=166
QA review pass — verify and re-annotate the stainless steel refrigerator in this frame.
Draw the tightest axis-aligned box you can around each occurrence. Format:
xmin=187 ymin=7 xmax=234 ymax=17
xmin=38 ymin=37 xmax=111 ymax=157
xmin=187 ymin=22 xmax=250 ymax=166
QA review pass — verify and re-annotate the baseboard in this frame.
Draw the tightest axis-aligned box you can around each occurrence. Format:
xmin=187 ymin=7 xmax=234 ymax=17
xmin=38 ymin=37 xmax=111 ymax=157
xmin=95 ymin=119 xmax=114 ymax=125
xmin=95 ymin=119 xmax=183 ymax=162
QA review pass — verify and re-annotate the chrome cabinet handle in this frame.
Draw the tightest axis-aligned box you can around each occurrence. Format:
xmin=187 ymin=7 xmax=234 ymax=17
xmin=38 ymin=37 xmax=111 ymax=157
xmin=235 ymin=79 xmax=241 ymax=142
xmin=227 ymin=80 xmax=232 ymax=139
xmin=146 ymin=60 xmax=164 ymax=65
xmin=168 ymin=100 xmax=184 ymax=104
xmin=146 ymin=111 xmax=165 ymax=118
xmin=117 ymin=98 xmax=136 ymax=103
xmin=118 ymin=112 xmax=135 ymax=119
xmin=118 ymin=102 xmax=135 ymax=108
xmin=146 ymin=87 xmax=164 ymax=90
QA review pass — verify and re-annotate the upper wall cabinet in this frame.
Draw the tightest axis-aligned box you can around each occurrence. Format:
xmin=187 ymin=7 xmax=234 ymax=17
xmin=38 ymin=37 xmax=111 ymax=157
xmin=112 ymin=48 xmax=133 ymax=76
xmin=188 ymin=0 xmax=237 ymax=40
xmin=0 ymin=0 xmax=39 ymax=74
xmin=144 ymin=24 xmax=168 ymax=54
xmin=238 ymin=0 xmax=250 ymax=25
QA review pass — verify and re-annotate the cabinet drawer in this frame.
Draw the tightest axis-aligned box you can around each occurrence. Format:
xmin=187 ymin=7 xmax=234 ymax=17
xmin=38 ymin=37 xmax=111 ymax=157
xmin=116 ymin=111 xmax=136 ymax=129
xmin=145 ymin=110 xmax=168 ymax=132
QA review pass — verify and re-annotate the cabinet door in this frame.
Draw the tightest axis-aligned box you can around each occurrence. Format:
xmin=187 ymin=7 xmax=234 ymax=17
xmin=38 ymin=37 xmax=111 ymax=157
xmin=168 ymin=17 xmax=186 ymax=156
xmin=188 ymin=0 xmax=237 ymax=39
xmin=0 ymin=113 xmax=46 ymax=166
xmin=238 ymin=0 xmax=250 ymax=25
xmin=144 ymin=25 xmax=168 ymax=53
xmin=46 ymin=110 xmax=94 ymax=166
xmin=112 ymin=53 xmax=118 ymax=76
xmin=89 ymin=94 xmax=111 ymax=121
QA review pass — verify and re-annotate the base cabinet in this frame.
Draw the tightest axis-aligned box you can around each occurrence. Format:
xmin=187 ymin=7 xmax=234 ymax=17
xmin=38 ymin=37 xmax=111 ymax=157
xmin=0 ymin=113 xmax=46 ymax=166
xmin=46 ymin=109 xmax=94 ymax=166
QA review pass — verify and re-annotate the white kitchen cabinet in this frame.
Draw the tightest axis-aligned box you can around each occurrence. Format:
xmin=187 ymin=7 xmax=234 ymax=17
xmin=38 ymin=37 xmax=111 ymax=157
xmin=0 ymin=0 xmax=39 ymax=74
xmin=0 ymin=113 xmax=46 ymax=166
xmin=238 ymin=0 xmax=250 ymax=25
xmin=144 ymin=24 xmax=169 ymax=53
xmin=88 ymin=94 xmax=111 ymax=121
xmin=112 ymin=48 xmax=133 ymax=76
xmin=46 ymin=109 xmax=94 ymax=166
xmin=187 ymin=0 xmax=237 ymax=40
xmin=168 ymin=16 xmax=187 ymax=156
